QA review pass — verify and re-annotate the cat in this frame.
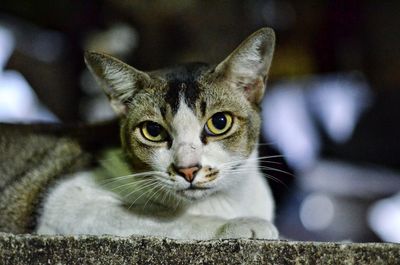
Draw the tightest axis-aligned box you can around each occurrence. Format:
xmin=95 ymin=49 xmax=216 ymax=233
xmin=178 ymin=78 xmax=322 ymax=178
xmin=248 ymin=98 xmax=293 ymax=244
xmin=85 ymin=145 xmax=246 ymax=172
xmin=34 ymin=27 xmax=277 ymax=239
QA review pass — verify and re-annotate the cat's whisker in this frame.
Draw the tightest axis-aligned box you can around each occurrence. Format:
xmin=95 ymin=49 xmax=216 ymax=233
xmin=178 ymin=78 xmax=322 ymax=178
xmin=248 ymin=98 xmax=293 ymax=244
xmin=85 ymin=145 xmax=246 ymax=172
xmin=165 ymin=189 xmax=175 ymax=208
xmin=257 ymin=159 xmax=286 ymax=167
xmin=142 ymin=185 xmax=165 ymax=210
xmin=224 ymin=165 xmax=291 ymax=177
xmin=264 ymin=173 xmax=288 ymax=187
xmin=252 ymin=166 xmax=293 ymax=177
xmin=259 ymin=161 xmax=283 ymax=165
xmin=219 ymin=154 xmax=285 ymax=168
xmin=109 ymin=181 xmax=140 ymax=192
xmin=223 ymin=166 xmax=288 ymax=187
xmin=100 ymin=171 xmax=168 ymax=187
xmin=141 ymin=186 xmax=160 ymax=210
xmin=103 ymin=180 xmax=155 ymax=195
xmin=99 ymin=171 xmax=163 ymax=185
xmin=250 ymin=155 xmax=285 ymax=162
xmin=110 ymin=178 xmax=157 ymax=193
xmin=100 ymin=176 xmax=147 ymax=187
xmin=157 ymin=187 xmax=168 ymax=208
xmin=163 ymin=187 xmax=172 ymax=208
xmin=219 ymin=160 xmax=283 ymax=172
xmin=101 ymin=176 xmax=152 ymax=188
xmin=127 ymin=182 xmax=161 ymax=209
xmin=174 ymin=193 xmax=183 ymax=211
xmin=166 ymin=188 xmax=179 ymax=211
xmin=224 ymin=168 xmax=287 ymax=186
xmin=233 ymin=164 xmax=294 ymax=177
xmin=122 ymin=180 xmax=159 ymax=201
xmin=118 ymin=182 xmax=158 ymax=199
xmin=154 ymin=184 xmax=168 ymax=205
xmin=257 ymin=166 xmax=294 ymax=177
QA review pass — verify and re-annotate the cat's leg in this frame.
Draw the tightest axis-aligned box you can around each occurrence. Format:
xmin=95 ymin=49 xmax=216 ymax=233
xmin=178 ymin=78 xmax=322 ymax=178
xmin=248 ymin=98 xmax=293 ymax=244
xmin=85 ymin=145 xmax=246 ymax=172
xmin=215 ymin=217 xmax=278 ymax=239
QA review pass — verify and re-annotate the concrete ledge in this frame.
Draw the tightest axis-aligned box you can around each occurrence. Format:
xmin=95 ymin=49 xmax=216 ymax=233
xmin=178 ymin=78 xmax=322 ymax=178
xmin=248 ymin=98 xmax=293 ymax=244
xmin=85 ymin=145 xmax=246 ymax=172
xmin=0 ymin=233 xmax=399 ymax=264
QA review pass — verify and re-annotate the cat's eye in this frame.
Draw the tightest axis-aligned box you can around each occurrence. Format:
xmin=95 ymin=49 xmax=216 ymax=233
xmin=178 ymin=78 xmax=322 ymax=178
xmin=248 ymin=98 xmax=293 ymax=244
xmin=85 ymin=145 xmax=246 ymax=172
xmin=141 ymin=121 xmax=168 ymax=142
xmin=205 ymin=112 xmax=233 ymax=136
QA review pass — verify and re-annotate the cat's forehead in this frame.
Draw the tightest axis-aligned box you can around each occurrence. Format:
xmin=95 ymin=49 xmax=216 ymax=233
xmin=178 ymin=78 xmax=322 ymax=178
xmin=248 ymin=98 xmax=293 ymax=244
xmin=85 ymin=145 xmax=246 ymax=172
xmin=127 ymin=62 xmax=249 ymax=124
xmin=156 ymin=62 xmax=210 ymax=115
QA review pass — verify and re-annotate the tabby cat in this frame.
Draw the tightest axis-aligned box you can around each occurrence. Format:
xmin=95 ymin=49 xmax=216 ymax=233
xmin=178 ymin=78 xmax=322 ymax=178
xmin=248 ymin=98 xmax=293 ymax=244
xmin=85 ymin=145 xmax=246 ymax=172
xmin=36 ymin=27 xmax=278 ymax=239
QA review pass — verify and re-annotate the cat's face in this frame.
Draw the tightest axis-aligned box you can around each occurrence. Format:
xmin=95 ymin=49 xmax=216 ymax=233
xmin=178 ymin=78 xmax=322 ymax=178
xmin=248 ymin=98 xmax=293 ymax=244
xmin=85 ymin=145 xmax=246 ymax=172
xmin=85 ymin=28 xmax=275 ymax=201
xmin=117 ymin=64 xmax=262 ymax=201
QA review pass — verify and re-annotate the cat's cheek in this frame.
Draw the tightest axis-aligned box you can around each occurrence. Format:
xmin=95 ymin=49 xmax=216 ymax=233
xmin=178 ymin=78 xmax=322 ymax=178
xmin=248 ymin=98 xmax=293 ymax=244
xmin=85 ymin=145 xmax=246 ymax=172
xmin=151 ymin=148 xmax=173 ymax=172
xmin=201 ymin=142 xmax=232 ymax=168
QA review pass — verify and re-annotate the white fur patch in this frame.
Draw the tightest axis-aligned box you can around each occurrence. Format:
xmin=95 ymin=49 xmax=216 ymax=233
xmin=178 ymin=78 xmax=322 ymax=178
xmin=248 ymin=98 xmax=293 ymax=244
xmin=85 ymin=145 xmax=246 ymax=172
xmin=171 ymin=100 xmax=203 ymax=168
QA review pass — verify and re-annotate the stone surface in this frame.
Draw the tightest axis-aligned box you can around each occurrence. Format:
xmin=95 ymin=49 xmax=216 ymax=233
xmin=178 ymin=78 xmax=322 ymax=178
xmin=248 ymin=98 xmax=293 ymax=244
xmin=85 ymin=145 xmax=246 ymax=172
xmin=0 ymin=233 xmax=399 ymax=265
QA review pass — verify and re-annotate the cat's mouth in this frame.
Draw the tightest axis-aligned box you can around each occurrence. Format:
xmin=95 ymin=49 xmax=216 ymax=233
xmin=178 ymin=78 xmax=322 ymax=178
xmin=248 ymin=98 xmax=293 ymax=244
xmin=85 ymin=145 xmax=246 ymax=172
xmin=176 ymin=185 xmax=214 ymax=200
xmin=177 ymin=185 xmax=211 ymax=192
xmin=188 ymin=185 xmax=210 ymax=190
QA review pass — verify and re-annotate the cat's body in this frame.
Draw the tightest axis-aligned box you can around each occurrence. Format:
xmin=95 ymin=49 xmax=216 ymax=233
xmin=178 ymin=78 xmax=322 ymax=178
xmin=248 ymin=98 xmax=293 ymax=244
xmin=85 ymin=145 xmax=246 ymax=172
xmin=2 ymin=28 xmax=278 ymax=239
xmin=37 ymin=151 xmax=275 ymax=239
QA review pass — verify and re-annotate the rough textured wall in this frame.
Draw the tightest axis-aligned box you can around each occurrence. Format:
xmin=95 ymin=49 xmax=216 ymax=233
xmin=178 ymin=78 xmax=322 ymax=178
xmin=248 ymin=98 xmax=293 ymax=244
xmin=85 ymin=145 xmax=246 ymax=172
xmin=0 ymin=233 xmax=399 ymax=265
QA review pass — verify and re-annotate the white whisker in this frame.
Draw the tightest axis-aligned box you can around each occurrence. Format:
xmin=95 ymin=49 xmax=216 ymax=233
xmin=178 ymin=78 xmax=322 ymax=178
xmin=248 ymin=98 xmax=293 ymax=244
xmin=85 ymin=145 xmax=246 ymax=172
xmin=154 ymin=184 xmax=168 ymax=205
xmin=111 ymin=178 xmax=156 ymax=194
xmin=127 ymin=182 xmax=161 ymax=209
xmin=99 ymin=171 xmax=162 ymax=185
xmin=123 ymin=181 xmax=159 ymax=201
xmin=219 ymin=155 xmax=285 ymax=169
xmin=258 ymin=166 xmax=294 ymax=177
xmin=229 ymin=164 xmax=292 ymax=176
xmin=264 ymin=173 xmax=288 ymax=187
xmin=143 ymin=185 xmax=164 ymax=209
xmin=103 ymin=176 xmax=152 ymax=188
xmin=259 ymin=161 xmax=282 ymax=165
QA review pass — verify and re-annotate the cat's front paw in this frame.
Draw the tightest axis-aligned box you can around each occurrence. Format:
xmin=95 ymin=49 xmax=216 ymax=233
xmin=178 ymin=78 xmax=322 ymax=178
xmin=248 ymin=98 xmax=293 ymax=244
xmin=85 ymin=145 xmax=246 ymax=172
xmin=215 ymin=217 xmax=278 ymax=239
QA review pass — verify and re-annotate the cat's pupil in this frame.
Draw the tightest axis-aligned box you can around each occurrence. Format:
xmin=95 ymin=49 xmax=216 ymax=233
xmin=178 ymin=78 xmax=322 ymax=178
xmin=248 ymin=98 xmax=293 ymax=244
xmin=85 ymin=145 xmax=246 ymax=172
xmin=212 ymin=113 xmax=227 ymax=130
xmin=146 ymin=122 xmax=161 ymax=137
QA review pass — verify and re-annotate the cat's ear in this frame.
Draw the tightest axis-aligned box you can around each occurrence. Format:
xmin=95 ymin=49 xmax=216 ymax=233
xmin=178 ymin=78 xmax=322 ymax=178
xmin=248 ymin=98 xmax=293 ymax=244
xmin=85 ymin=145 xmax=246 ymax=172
xmin=215 ymin=27 xmax=275 ymax=104
xmin=84 ymin=51 xmax=150 ymax=115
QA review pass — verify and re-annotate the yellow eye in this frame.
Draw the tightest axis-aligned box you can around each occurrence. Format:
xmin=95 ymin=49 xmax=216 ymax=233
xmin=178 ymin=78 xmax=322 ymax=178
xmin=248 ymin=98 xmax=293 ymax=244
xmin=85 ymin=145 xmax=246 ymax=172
xmin=141 ymin=121 xmax=168 ymax=142
xmin=205 ymin=112 xmax=233 ymax=136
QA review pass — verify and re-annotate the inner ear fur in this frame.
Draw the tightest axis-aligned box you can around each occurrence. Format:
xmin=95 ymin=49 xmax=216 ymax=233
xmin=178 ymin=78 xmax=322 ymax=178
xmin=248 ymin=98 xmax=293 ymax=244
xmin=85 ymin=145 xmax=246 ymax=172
xmin=214 ymin=27 xmax=275 ymax=104
xmin=84 ymin=51 xmax=151 ymax=116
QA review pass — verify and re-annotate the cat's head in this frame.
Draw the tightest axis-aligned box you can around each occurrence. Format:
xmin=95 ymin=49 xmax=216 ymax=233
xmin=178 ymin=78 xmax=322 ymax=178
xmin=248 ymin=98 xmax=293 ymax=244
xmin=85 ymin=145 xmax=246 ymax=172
xmin=85 ymin=28 xmax=275 ymax=202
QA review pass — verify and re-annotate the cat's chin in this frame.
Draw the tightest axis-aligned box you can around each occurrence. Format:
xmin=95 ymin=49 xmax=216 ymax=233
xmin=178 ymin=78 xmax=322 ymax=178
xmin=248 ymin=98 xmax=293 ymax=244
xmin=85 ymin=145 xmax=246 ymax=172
xmin=176 ymin=188 xmax=214 ymax=201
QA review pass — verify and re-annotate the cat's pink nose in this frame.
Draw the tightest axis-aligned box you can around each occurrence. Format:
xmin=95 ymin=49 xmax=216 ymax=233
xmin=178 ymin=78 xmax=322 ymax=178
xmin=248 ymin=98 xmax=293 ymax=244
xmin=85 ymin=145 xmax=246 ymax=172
xmin=177 ymin=166 xmax=200 ymax=183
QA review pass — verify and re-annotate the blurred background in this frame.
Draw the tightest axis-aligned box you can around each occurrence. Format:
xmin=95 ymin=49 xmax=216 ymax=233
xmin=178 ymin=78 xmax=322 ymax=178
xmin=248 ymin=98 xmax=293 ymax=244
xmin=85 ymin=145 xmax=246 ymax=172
xmin=1 ymin=0 xmax=400 ymax=242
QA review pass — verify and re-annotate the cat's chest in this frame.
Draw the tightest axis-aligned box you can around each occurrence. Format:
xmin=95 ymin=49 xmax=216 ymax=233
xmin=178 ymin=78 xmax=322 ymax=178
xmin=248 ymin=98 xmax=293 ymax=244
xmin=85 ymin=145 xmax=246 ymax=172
xmin=186 ymin=196 xmax=267 ymax=220
xmin=185 ymin=177 xmax=270 ymax=220
xmin=187 ymin=195 xmax=241 ymax=219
